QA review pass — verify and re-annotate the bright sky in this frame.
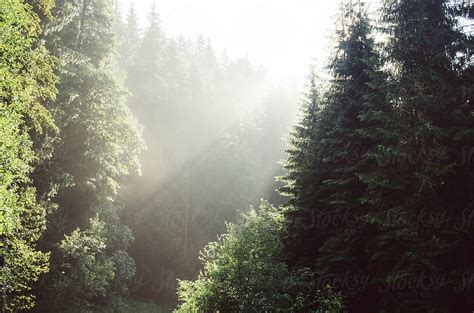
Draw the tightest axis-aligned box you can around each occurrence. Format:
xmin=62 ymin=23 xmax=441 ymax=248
xmin=118 ymin=0 xmax=339 ymax=85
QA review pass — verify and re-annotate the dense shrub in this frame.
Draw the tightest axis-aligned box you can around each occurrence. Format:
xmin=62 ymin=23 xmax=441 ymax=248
xmin=175 ymin=201 xmax=346 ymax=312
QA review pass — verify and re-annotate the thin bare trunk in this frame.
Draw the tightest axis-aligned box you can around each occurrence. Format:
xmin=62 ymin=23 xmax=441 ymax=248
xmin=76 ymin=0 xmax=88 ymax=49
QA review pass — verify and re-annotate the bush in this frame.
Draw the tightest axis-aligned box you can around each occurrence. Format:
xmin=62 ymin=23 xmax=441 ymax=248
xmin=48 ymin=218 xmax=124 ymax=311
xmin=175 ymin=201 xmax=346 ymax=312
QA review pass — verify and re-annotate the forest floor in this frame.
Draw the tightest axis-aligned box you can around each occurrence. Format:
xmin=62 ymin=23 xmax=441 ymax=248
xmin=91 ymin=300 xmax=173 ymax=313
xmin=121 ymin=300 xmax=173 ymax=313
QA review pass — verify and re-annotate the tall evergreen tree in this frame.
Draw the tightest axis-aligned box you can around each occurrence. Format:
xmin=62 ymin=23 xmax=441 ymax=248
xmin=0 ymin=0 xmax=57 ymax=311
xmin=281 ymin=1 xmax=393 ymax=311
xmin=115 ymin=3 xmax=140 ymax=72
xmin=313 ymin=3 xmax=395 ymax=311
xmin=282 ymin=0 xmax=385 ymax=262
xmin=283 ymin=0 xmax=474 ymax=312
xmin=350 ymin=0 xmax=474 ymax=311
xmin=280 ymin=69 xmax=326 ymax=269
xmin=323 ymin=1 xmax=473 ymax=311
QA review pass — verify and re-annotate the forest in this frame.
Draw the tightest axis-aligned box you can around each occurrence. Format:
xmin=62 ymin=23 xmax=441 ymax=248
xmin=1 ymin=0 xmax=474 ymax=312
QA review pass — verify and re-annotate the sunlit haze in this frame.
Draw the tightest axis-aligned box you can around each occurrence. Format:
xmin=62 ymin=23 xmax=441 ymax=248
xmin=8 ymin=0 xmax=472 ymax=311
xmin=118 ymin=0 xmax=338 ymax=84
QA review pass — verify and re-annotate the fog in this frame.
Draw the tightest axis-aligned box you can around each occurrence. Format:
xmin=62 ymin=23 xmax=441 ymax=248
xmin=112 ymin=0 xmax=326 ymax=302
xmin=118 ymin=0 xmax=338 ymax=84
xmin=6 ymin=0 xmax=474 ymax=311
xmin=110 ymin=1 xmax=347 ymax=303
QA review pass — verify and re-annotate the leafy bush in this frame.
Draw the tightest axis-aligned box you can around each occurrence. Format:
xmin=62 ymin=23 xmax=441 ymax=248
xmin=175 ymin=201 xmax=346 ymax=312
xmin=47 ymin=218 xmax=136 ymax=312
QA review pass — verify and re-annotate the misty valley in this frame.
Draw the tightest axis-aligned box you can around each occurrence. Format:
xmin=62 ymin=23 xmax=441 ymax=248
xmin=1 ymin=0 xmax=474 ymax=312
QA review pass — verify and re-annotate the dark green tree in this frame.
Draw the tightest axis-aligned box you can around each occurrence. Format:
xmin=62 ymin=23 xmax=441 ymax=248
xmin=283 ymin=0 xmax=474 ymax=312
xmin=321 ymin=1 xmax=473 ymax=311
xmin=350 ymin=0 xmax=474 ymax=311
xmin=281 ymin=1 xmax=392 ymax=311
xmin=280 ymin=68 xmax=326 ymax=269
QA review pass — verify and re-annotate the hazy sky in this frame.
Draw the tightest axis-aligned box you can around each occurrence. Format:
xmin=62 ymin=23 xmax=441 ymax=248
xmin=118 ymin=0 xmax=339 ymax=85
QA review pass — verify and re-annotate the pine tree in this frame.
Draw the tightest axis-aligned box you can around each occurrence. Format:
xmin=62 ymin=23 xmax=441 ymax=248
xmin=127 ymin=4 xmax=164 ymax=124
xmin=280 ymin=69 xmax=327 ymax=269
xmin=281 ymin=1 xmax=393 ymax=311
xmin=348 ymin=0 xmax=474 ymax=311
xmin=290 ymin=0 xmax=474 ymax=311
xmin=282 ymin=0 xmax=385 ymax=260
xmin=313 ymin=3 xmax=395 ymax=311
xmin=0 ymin=0 xmax=57 ymax=311
xmin=115 ymin=3 xmax=140 ymax=72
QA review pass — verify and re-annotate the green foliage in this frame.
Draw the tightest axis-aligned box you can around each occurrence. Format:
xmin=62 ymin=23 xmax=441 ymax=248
xmin=281 ymin=0 xmax=474 ymax=312
xmin=101 ymin=299 xmax=172 ymax=313
xmin=357 ymin=0 xmax=474 ymax=311
xmin=0 ymin=0 xmax=57 ymax=311
xmin=44 ymin=217 xmax=137 ymax=312
xmin=30 ymin=0 xmax=144 ymax=310
xmin=281 ymin=0 xmax=388 ymax=270
xmin=2 ymin=0 xmax=471 ymax=311
xmin=175 ymin=201 xmax=346 ymax=313
xmin=51 ymin=218 xmax=115 ymax=311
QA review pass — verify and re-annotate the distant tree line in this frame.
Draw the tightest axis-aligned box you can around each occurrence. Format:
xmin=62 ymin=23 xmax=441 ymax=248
xmin=113 ymin=2 xmax=297 ymax=304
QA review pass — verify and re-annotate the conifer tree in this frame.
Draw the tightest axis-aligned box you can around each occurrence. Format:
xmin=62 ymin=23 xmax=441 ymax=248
xmin=127 ymin=4 xmax=164 ymax=124
xmin=348 ymin=0 xmax=474 ymax=311
xmin=323 ymin=1 xmax=473 ymax=311
xmin=280 ymin=69 xmax=326 ymax=268
xmin=282 ymin=0 xmax=385 ymax=262
xmin=313 ymin=3 xmax=396 ymax=310
xmin=283 ymin=0 xmax=474 ymax=311
xmin=281 ymin=1 xmax=392 ymax=310
xmin=115 ymin=4 xmax=140 ymax=72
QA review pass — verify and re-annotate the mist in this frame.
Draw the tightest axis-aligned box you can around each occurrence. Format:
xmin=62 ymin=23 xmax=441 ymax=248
xmin=3 ymin=0 xmax=474 ymax=312
xmin=110 ymin=1 xmax=334 ymax=303
xmin=117 ymin=0 xmax=338 ymax=83
xmin=114 ymin=3 xmax=304 ymax=301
